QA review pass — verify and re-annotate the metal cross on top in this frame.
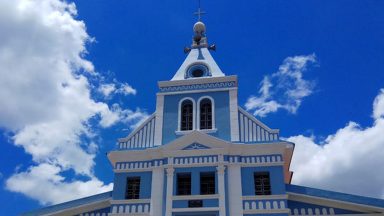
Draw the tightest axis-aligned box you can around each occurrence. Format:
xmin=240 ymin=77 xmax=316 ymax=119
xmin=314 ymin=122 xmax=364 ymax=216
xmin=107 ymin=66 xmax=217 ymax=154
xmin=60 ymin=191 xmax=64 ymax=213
xmin=194 ymin=0 xmax=206 ymax=21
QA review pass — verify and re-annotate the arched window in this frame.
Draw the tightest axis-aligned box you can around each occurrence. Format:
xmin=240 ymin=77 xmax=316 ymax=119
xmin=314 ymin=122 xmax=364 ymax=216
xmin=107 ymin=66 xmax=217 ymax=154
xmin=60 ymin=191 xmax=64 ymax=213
xmin=181 ymin=100 xmax=193 ymax=131
xmin=200 ymin=98 xmax=212 ymax=130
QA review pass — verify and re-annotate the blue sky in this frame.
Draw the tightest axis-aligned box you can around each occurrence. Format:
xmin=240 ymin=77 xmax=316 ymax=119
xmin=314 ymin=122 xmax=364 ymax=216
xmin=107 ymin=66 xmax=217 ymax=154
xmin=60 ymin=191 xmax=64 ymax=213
xmin=0 ymin=0 xmax=384 ymax=215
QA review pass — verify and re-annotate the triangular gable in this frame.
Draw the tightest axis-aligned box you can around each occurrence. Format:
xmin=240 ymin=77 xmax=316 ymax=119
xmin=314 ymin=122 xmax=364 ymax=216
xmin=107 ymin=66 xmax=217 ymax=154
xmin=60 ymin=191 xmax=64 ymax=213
xmin=286 ymin=184 xmax=384 ymax=214
xmin=171 ymin=48 xmax=225 ymax=81
xmin=182 ymin=142 xmax=210 ymax=150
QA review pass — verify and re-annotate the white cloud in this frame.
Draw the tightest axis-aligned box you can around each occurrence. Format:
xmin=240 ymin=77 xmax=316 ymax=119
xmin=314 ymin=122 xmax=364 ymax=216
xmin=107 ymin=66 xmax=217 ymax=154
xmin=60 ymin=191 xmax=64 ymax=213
xmin=245 ymin=54 xmax=316 ymax=117
xmin=98 ymin=83 xmax=116 ymax=97
xmin=6 ymin=163 xmax=113 ymax=205
xmin=288 ymin=89 xmax=384 ymax=199
xmin=99 ymin=104 xmax=148 ymax=129
xmin=117 ymin=83 xmax=137 ymax=96
xmin=98 ymin=82 xmax=137 ymax=98
xmin=0 ymin=0 xmax=145 ymax=204
xmin=373 ymin=89 xmax=384 ymax=119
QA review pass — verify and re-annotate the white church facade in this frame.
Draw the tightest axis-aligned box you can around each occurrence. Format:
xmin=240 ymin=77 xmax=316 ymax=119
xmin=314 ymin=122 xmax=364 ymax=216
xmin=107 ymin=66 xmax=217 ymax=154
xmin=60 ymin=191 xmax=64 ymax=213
xmin=24 ymin=17 xmax=384 ymax=216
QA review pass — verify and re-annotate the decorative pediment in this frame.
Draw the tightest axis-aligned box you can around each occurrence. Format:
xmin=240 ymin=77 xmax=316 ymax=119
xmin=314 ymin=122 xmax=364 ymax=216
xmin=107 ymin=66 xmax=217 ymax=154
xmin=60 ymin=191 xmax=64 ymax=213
xmin=182 ymin=143 xmax=210 ymax=150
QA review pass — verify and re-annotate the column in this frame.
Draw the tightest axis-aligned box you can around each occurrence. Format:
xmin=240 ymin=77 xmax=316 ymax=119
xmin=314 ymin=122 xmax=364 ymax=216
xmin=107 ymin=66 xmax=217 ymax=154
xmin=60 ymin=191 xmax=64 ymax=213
xmin=228 ymin=164 xmax=243 ymax=215
xmin=150 ymin=167 xmax=164 ymax=216
xmin=217 ymin=165 xmax=226 ymax=216
xmin=154 ymin=94 xmax=164 ymax=146
xmin=229 ymin=88 xmax=240 ymax=142
xmin=165 ymin=167 xmax=174 ymax=216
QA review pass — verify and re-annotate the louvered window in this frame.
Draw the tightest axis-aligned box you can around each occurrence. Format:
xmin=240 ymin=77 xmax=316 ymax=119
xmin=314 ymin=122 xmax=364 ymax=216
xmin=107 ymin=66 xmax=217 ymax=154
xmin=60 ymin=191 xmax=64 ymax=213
xmin=125 ymin=177 xmax=140 ymax=199
xmin=254 ymin=172 xmax=271 ymax=195
xmin=200 ymin=172 xmax=215 ymax=195
xmin=200 ymin=99 xmax=212 ymax=129
xmin=177 ymin=173 xmax=191 ymax=195
xmin=181 ymin=100 xmax=193 ymax=131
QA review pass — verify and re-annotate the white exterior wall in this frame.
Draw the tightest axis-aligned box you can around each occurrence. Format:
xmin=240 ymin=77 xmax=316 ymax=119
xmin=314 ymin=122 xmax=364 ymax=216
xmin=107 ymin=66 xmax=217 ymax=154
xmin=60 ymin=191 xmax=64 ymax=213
xmin=228 ymin=164 xmax=244 ymax=215
xmin=150 ymin=167 xmax=164 ymax=216
xmin=154 ymin=94 xmax=164 ymax=146
xmin=165 ymin=166 xmax=174 ymax=216
xmin=229 ymin=88 xmax=239 ymax=142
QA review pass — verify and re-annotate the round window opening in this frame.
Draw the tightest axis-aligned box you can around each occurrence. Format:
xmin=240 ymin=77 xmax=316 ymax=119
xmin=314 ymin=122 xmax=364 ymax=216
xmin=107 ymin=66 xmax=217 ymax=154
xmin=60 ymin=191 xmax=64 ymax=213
xmin=186 ymin=64 xmax=210 ymax=79
xmin=192 ymin=69 xmax=204 ymax=77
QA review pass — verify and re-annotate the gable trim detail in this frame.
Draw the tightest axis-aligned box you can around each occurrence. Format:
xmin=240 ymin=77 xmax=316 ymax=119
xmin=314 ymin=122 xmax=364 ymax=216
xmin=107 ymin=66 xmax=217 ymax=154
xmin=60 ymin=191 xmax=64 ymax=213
xmin=238 ymin=107 xmax=280 ymax=143
xmin=182 ymin=143 xmax=210 ymax=150
xmin=118 ymin=113 xmax=156 ymax=150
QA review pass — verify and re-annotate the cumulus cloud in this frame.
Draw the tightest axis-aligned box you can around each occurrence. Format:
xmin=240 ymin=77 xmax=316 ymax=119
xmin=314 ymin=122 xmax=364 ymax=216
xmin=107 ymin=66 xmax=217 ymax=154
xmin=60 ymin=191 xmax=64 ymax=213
xmin=98 ymin=83 xmax=117 ymax=98
xmin=0 ymin=0 xmax=146 ymax=204
xmin=288 ymin=89 xmax=384 ymax=198
xmin=373 ymin=89 xmax=384 ymax=119
xmin=98 ymin=82 xmax=137 ymax=98
xmin=99 ymin=104 xmax=148 ymax=128
xmin=245 ymin=54 xmax=317 ymax=117
xmin=6 ymin=163 xmax=113 ymax=205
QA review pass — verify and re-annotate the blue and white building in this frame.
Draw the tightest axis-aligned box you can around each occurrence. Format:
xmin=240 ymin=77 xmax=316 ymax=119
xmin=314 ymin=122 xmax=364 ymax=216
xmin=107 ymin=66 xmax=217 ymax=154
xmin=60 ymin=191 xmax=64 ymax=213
xmin=24 ymin=18 xmax=384 ymax=216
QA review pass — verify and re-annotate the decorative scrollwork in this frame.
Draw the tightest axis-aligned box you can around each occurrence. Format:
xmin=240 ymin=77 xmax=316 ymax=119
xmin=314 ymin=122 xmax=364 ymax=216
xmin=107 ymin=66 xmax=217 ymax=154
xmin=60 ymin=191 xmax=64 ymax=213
xmin=160 ymin=81 xmax=236 ymax=92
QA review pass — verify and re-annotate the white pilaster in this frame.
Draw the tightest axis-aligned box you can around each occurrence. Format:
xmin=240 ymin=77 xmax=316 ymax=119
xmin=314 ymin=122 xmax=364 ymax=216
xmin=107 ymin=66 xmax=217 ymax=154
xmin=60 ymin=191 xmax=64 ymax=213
xmin=217 ymin=161 xmax=226 ymax=216
xmin=154 ymin=94 xmax=164 ymax=146
xmin=165 ymin=166 xmax=174 ymax=216
xmin=229 ymin=89 xmax=240 ymax=142
xmin=150 ymin=167 xmax=164 ymax=216
xmin=228 ymin=164 xmax=243 ymax=216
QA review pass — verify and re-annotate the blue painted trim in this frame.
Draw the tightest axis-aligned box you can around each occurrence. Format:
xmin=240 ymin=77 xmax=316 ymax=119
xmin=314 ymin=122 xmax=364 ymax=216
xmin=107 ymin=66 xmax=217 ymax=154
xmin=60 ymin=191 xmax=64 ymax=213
xmin=115 ymin=159 xmax=166 ymax=170
xmin=185 ymin=64 xmax=211 ymax=79
xmin=183 ymin=143 xmax=210 ymax=150
xmin=243 ymin=199 xmax=287 ymax=210
xmin=232 ymin=140 xmax=287 ymax=144
xmin=21 ymin=191 xmax=112 ymax=216
xmin=286 ymin=184 xmax=384 ymax=208
xmin=173 ymin=199 xmax=219 ymax=208
xmin=159 ymin=81 xmax=236 ymax=92
xmin=173 ymin=212 xmax=218 ymax=216
xmin=76 ymin=207 xmax=110 ymax=216
xmin=287 ymin=200 xmax=361 ymax=214
xmin=111 ymin=203 xmax=150 ymax=214
xmin=197 ymin=48 xmax=205 ymax=60
xmin=244 ymin=214 xmax=288 ymax=216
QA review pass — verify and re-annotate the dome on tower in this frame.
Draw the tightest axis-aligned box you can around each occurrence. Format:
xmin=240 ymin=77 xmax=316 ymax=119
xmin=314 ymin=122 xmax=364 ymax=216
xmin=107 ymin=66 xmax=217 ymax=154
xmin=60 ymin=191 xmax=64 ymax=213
xmin=193 ymin=21 xmax=206 ymax=33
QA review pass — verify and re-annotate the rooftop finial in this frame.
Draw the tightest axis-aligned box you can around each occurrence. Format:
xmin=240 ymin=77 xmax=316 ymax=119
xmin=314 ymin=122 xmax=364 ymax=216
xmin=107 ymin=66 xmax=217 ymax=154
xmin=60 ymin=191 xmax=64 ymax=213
xmin=184 ymin=0 xmax=216 ymax=53
xmin=194 ymin=0 xmax=206 ymax=21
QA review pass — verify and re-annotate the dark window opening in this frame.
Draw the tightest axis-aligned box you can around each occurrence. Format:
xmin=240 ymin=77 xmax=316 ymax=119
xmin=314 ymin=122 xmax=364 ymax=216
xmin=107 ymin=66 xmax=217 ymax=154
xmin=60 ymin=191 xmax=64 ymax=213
xmin=177 ymin=173 xmax=191 ymax=195
xmin=200 ymin=172 xmax=215 ymax=195
xmin=200 ymin=99 xmax=212 ymax=130
xmin=181 ymin=100 xmax=193 ymax=131
xmin=254 ymin=172 xmax=271 ymax=195
xmin=125 ymin=177 xmax=140 ymax=199
xmin=192 ymin=69 xmax=204 ymax=77
xmin=188 ymin=200 xmax=203 ymax=208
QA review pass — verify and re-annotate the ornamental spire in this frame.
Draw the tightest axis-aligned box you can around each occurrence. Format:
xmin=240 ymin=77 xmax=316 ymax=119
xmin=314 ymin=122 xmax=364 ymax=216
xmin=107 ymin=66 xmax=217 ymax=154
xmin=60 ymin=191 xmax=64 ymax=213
xmin=183 ymin=1 xmax=216 ymax=53
xmin=193 ymin=0 xmax=206 ymax=21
